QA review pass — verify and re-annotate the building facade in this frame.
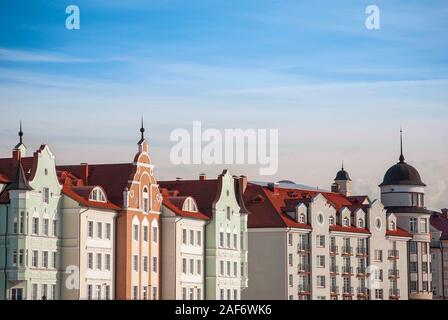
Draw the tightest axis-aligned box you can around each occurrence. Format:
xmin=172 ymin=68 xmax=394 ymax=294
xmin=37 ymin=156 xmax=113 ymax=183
xmin=160 ymin=191 xmax=209 ymax=299
xmin=242 ymin=168 xmax=411 ymax=300
xmin=160 ymin=171 xmax=249 ymax=300
xmin=379 ymin=132 xmax=433 ymax=300
xmin=430 ymin=209 xmax=448 ymax=300
xmin=0 ymin=129 xmax=62 ymax=300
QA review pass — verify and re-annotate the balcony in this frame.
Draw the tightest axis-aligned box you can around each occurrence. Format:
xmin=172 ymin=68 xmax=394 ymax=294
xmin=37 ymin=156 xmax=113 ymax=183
xmin=297 ymin=264 xmax=310 ymax=273
xmin=356 ymin=247 xmax=368 ymax=257
xmin=357 ymin=287 xmax=368 ymax=296
xmin=330 ymin=265 xmax=339 ymax=274
xmin=342 ymin=286 xmax=354 ymax=295
xmin=388 ymin=269 xmax=400 ymax=279
xmin=389 ymin=288 xmax=400 ymax=299
xmin=330 ymin=286 xmax=339 ymax=294
xmin=342 ymin=246 xmax=353 ymax=256
xmin=330 ymin=245 xmax=338 ymax=255
xmin=298 ymin=284 xmax=311 ymax=294
xmin=388 ymin=250 xmax=399 ymax=260
xmin=356 ymin=267 xmax=367 ymax=276
xmin=342 ymin=266 xmax=353 ymax=275
xmin=297 ymin=243 xmax=310 ymax=253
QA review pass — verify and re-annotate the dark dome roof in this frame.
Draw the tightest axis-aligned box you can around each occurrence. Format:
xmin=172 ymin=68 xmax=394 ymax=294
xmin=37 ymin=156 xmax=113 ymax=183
xmin=380 ymin=160 xmax=425 ymax=187
xmin=334 ymin=169 xmax=351 ymax=181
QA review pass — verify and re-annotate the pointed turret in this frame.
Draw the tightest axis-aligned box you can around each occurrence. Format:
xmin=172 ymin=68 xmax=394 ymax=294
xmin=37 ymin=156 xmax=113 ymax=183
xmin=5 ymin=160 xmax=32 ymax=192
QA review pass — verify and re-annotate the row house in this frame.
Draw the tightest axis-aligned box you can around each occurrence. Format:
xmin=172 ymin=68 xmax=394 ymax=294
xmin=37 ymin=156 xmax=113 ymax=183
xmin=160 ymin=190 xmax=209 ymax=299
xmin=159 ymin=171 xmax=249 ymax=300
xmin=242 ymin=167 xmax=410 ymax=300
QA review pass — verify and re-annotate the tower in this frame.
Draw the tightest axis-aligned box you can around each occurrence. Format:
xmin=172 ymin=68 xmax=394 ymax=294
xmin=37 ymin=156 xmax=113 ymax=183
xmin=331 ymin=162 xmax=351 ymax=196
xmin=379 ymin=129 xmax=432 ymax=300
xmin=14 ymin=120 xmax=27 ymax=157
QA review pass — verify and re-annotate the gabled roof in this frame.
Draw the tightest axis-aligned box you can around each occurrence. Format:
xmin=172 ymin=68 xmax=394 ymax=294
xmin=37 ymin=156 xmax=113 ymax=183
xmin=386 ymin=228 xmax=412 ymax=238
xmin=430 ymin=212 xmax=448 ymax=240
xmin=5 ymin=161 xmax=32 ymax=192
xmin=162 ymin=192 xmax=209 ymax=220
xmin=62 ymin=185 xmax=120 ymax=211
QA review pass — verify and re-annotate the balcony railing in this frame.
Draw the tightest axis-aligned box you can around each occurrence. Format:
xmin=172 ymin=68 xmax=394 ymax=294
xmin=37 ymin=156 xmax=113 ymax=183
xmin=342 ymin=266 xmax=353 ymax=274
xmin=342 ymin=246 xmax=353 ymax=255
xmin=297 ymin=264 xmax=310 ymax=273
xmin=298 ymin=284 xmax=311 ymax=293
xmin=330 ymin=265 xmax=339 ymax=274
xmin=356 ymin=247 xmax=368 ymax=256
xmin=356 ymin=267 xmax=367 ymax=275
xmin=357 ymin=287 xmax=367 ymax=295
xmin=389 ymin=288 xmax=400 ymax=298
xmin=297 ymin=243 xmax=310 ymax=252
xmin=330 ymin=245 xmax=338 ymax=254
xmin=388 ymin=250 xmax=399 ymax=259
xmin=388 ymin=269 xmax=400 ymax=278
xmin=343 ymin=286 xmax=354 ymax=295
xmin=330 ymin=286 xmax=339 ymax=294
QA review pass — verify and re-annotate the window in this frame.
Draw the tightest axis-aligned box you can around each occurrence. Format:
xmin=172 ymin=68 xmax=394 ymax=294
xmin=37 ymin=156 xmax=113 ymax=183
xmin=88 ymin=253 xmax=93 ymax=269
xmin=32 ymin=250 xmax=38 ymax=268
xmin=299 ymin=214 xmax=306 ymax=223
xmin=410 ymin=281 xmax=418 ymax=292
xmin=52 ymin=252 xmax=57 ymax=269
xmin=152 ymin=287 xmax=157 ymax=300
xmin=182 ymin=259 xmax=187 ymax=274
xmin=220 ymin=231 xmax=224 ymax=247
xmin=289 ymin=274 xmax=293 ymax=287
xmin=106 ymin=254 xmax=111 ymax=271
xmin=52 ymin=285 xmax=56 ymax=300
xmin=343 ymin=217 xmax=350 ymax=227
xmin=143 ymin=226 xmax=148 ymax=242
xmin=13 ymin=218 xmax=18 ymax=234
xmin=12 ymin=250 xmax=17 ymax=266
xmin=420 ymin=218 xmax=428 ymax=233
xmin=226 ymin=207 xmax=231 ymax=220
xmin=87 ymin=285 xmax=93 ymax=300
xmin=317 ymin=255 xmax=325 ymax=268
xmin=409 ymin=262 xmax=417 ymax=273
xmin=96 ymin=253 xmax=102 ymax=270
xmin=375 ymin=289 xmax=383 ymax=300
xmin=317 ymin=213 xmax=324 ymax=224
xmin=329 ymin=216 xmax=335 ymax=225
xmin=316 ymin=235 xmax=325 ymax=248
xmin=197 ymin=288 xmax=201 ymax=300
xmin=189 ymin=288 xmax=194 ymax=300
xmin=19 ymin=212 xmax=25 ymax=233
xmin=43 ymin=251 xmax=48 ymax=268
xmin=133 ymin=224 xmax=139 ymax=241
xmin=226 ymin=232 xmax=231 ymax=248
xmin=374 ymin=250 xmax=383 ymax=262
xmin=19 ymin=249 xmax=24 ymax=267
xmin=88 ymin=221 xmax=93 ymax=238
xmin=220 ymin=289 xmax=225 ymax=300
xmin=182 ymin=288 xmax=187 ymax=300
xmin=234 ymin=289 xmax=238 ymax=300
xmin=288 ymin=254 xmax=293 ymax=266
xmin=153 ymin=257 xmax=158 ymax=273
xmin=33 ymin=217 xmax=39 ymax=235
xmin=42 ymin=284 xmax=47 ymax=299
xmin=106 ymin=223 xmax=111 ymax=240
xmin=143 ymin=286 xmax=148 ymax=300
xmin=42 ymin=218 xmax=49 ymax=236
xmin=227 ymin=289 xmax=231 ymax=300
xmin=317 ymin=276 xmax=325 ymax=288
xmin=226 ymin=261 xmax=231 ymax=276
xmin=52 ymin=220 xmax=57 ymax=236
xmin=357 ymin=218 xmax=364 ymax=228
xmin=143 ymin=187 xmax=149 ymax=213
xmin=423 ymin=281 xmax=428 ymax=291
xmin=197 ymin=231 xmax=201 ymax=246
xmin=288 ymin=233 xmax=293 ymax=246
xmin=197 ymin=260 xmax=201 ymax=275
xmin=422 ymin=243 xmax=428 ymax=254
xmin=133 ymin=286 xmax=138 ymax=300
xmin=220 ymin=260 xmax=224 ymax=276
xmin=183 ymin=198 xmax=198 ymax=212
xmin=410 ymin=218 xmax=418 ymax=233
xmin=32 ymin=284 xmax=38 ymax=300
xmin=133 ymin=255 xmax=138 ymax=271
xmin=409 ymin=241 xmax=417 ymax=254
xmin=105 ymin=286 xmax=110 ymax=300
xmin=97 ymin=222 xmax=102 ymax=239
xmin=233 ymin=262 xmax=238 ymax=277
xmin=233 ymin=233 xmax=237 ymax=249
xmin=43 ymin=188 xmax=50 ymax=204
xmin=183 ymin=229 xmax=187 ymax=244
xmin=152 ymin=226 xmax=158 ymax=243
xmin=317 ymin=296 xmax=326 ymax=300
xmin=422 ymin=263 xmax=428 ymax=273
xmin=90 ymin=188 xmax=106 ymax=202
xmin=389 ymin=220 xmax=396 ymax=231
xmin=190 ymin=230 xmax=194 ymax=245
xmin=143 ymin=256 xmax=148 ymax=272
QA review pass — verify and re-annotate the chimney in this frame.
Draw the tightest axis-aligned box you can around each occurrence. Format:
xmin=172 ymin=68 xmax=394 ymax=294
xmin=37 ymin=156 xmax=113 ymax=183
xmin=199 ymin=173 xmax=206 ymax=181
xmin=12 ymin=148 xmax=21 ymax=167
xmin=80 ymin=163 xmax=89 ymax=185
xmin=239 ymin=175 xmax=248 ymax=193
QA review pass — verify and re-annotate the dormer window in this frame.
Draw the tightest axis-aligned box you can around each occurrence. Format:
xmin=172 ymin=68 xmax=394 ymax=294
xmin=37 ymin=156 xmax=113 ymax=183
xmin=298 ymin=213 xmax=306 ymax=224
xmin=343 ymin=217 xmax=350 ymax=227
xmin=329 ymin=216 xmax=335 ymax=225
xmin=389 ymin=221 xmax=396 ymax=231
xmin=89 ymin=187 xmax=106 ymax=202
xmin=357 ymin=218 xmax=364 ymax=228
xmin=182 ymin=198 xmax=198 ymax=213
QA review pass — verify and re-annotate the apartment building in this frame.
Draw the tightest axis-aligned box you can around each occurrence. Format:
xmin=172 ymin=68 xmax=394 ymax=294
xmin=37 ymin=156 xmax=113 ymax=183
xmin=160 ymin=190 xmax=209 ymax=299
xmin=0 ymin=128 xmax=62 ymax=300
xmin=58 ymin=121 xmax=162 ymax=300
xmin=430 ymin=209 xmax=448 ymax=300
xmin=242 ymin=168 xmax=410 ymax=300
xmin=160 ymin=171 xmax=249 ymax=300
xmin=379 ymin=132 xmax=432 ymax=299
xmin=58 ymin=170 xmax=118 ymax=300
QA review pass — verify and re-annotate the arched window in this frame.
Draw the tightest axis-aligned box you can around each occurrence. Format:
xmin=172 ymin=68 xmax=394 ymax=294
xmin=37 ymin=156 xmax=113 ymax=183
xmin=357 ymin=218 xmax=364 ymax=228
xmin=299 ymin=213 xmax=306 ymax=223
xmin=329 ymin=216 xmax=335 ymax=225
xmin=389 ymin=221 xmax=396 ymax=231
xmin=89 ymin=187 xmax=106 ymax=202
xmin=343 ymin=217 xmax=350 ymax=227
xmin=182 ymin=198 xmax=198 ymax=212
xmin=143 ymin=187 xmax=149 ymax=213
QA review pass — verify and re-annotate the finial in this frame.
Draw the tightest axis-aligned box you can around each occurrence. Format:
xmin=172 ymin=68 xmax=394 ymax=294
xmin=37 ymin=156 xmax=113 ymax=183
xmin=399 ymin=127 xmax=405 ymax=162
xmin=341 ymin=160 xmax=344 ymax=171
xmin=140 ymin=116 xmax=145 ymax=141
xmin=19 ymin=120 xmax=23 ymax=144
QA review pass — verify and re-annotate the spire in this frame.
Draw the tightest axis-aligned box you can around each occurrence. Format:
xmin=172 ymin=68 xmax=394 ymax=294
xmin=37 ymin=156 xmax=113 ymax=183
xmin=19 ymin=120 xmax=23 ymax=144
xmin=5 ymin=160 xmax=32 ymax=192
xmin=139 ymin=116 xmax=145 ymax=143
xmin=341 ymin=160 xmax=344 ymax=171
xmin=399 ymin=127 xmax=405 ymax=163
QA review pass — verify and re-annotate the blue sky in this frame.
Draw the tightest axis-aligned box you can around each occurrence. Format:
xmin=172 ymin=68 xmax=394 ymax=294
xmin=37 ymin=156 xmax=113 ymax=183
xmin=0 ymin=0 xmax=447 ymax=209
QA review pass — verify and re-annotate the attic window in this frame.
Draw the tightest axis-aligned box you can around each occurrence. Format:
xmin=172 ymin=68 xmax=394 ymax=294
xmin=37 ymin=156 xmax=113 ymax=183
xmin=183 ymin=198 xmax=198 ymax=213
xmin=389 ymin=221 xmax=396 ymax=231
xmin=343 ymin=217 xmax=350 ymax=227
xmin=298 ymin=213 xmax=306 ymax=223
xmin=89 ymin=187 xmax=106 ymax=202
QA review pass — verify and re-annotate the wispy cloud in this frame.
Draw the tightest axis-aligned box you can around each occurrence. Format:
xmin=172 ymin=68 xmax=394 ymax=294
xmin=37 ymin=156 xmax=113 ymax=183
xmin=0 ymin=48 xmax=96 ymax=63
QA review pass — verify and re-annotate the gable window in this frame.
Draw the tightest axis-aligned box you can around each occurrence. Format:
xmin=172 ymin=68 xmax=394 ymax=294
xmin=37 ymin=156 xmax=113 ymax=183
xmin=43 ymin=188 xmax=50 ymax=204
xmin=183 ymin=198 xmax=198 ymax=212
xmin=89 ymin=187 xmax=106 ymax=202
xmin=357 ymin=218 xmax=364 ymax=228
xmin=143 ymin=187 xmax=149 ymax=213
xmin=389 ymin=221 xmax=396 ymax=231
xmin=299 ymin=214 xmax=306 ymax=223
xmin=343 ymin=217 xmax=350 ymax=227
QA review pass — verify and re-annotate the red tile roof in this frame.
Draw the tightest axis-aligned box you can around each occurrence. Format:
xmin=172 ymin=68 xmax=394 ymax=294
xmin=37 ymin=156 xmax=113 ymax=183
xmin=62 ymin=185 xmax=120 ymax=211
xmin=329 ymin=225 xmax=371 ymax=234
xmin=386 ymin=228 xmax=412 ymax=238
xmin=57 ymin=163 xmax=134 ymax=207
xmin=430 ymin=212 xmax=448 ymax=240
xmin=162 ymin=193 xmax=209 ymax=220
